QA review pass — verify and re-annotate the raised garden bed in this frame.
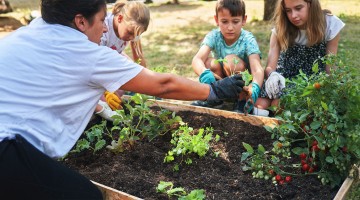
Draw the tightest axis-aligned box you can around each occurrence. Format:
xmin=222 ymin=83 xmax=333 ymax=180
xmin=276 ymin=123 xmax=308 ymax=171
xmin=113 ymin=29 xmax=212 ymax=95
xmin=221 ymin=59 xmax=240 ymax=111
xmin=62 ymin=99 xmax=357 ymax=200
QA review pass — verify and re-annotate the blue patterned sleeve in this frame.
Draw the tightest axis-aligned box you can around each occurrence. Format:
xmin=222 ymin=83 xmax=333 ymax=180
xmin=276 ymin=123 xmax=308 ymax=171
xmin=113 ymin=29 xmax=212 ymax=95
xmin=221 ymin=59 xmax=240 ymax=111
xmin=201 ymin=29 xmax=217 ymax=49
xmin=244 ymin=32 xmax=262 ymax=58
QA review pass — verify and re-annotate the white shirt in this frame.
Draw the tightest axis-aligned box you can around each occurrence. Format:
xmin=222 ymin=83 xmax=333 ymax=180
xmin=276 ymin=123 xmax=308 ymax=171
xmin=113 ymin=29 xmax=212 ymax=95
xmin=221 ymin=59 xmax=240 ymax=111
xmin=0 ymin=18 xmax=143 ymax=158
xmin=100 ymin=13 xmax=128 ymax=53
xmin=272 ymin=14 xmax=345 ymax=45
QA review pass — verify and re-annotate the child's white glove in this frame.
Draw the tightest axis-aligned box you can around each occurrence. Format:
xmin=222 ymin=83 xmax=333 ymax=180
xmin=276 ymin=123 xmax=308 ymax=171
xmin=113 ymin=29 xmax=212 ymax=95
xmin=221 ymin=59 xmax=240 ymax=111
xmin=96 ymin=100 xmax=117 ymax=121
xmin=265 ymin=71 xmax=285 ymax=99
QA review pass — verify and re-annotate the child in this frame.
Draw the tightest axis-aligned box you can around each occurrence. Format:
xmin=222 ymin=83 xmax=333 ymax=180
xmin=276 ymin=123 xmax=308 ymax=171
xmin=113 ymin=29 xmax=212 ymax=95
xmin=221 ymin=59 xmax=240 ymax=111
xmin=255 ymin=0 xmax=345 ymax=113
xmin=191 ymin=0 xmax=264 ymax=114
xmin=95 ymin=0 xmax=150 ymax=121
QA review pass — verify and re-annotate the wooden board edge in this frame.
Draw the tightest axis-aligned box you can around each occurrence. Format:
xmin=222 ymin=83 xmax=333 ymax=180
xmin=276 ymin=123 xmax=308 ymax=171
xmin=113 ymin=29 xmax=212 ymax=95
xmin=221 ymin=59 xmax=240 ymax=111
xmin=92 ymin=180 xmax=143 ymax=200
xmin=333 ymin=165 xmax=360 ymax=200
xmin=147 ymin=99 xmax=280 ymax=128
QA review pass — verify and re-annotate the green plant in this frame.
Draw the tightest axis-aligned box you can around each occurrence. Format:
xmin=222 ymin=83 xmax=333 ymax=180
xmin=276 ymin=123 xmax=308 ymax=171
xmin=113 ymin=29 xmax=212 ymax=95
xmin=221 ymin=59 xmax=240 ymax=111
xmin=164 ymin=125 xmax=219 ymax=170
xmin=156 ymin=181 xmax=205 ymax=200
xmin=71 ymin=120 xmax=109 ymax=154
xmin=107 ymin=93 xmax=182 ymax=153
xmin=241 ymin=55 xmax=360 ymax=187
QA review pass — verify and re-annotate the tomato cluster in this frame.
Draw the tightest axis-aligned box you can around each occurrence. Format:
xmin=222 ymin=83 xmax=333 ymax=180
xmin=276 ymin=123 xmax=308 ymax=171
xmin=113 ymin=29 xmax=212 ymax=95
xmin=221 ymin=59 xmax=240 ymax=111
xmin=274 ymin=174 xmax=292 ymax=185
xmin=299 ymin=152 xmax=317 ymax=173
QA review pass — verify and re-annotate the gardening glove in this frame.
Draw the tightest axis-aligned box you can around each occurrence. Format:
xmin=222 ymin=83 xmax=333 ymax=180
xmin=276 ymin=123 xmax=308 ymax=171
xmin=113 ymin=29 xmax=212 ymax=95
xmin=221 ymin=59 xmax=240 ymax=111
xmin=96 ymin=100 xmax=117 ymax=121
xmin=207 ymin=74 xmax=244 ymax=100
xmin=104 ymin=91 xmax=122 ymax=110
xmin=265 ymin=71 xmax=285 ymax=99
xmin=199 ymin=69 xmax=216 ymax=85
xmin=244 ymin=82 xmax=260 ymax=114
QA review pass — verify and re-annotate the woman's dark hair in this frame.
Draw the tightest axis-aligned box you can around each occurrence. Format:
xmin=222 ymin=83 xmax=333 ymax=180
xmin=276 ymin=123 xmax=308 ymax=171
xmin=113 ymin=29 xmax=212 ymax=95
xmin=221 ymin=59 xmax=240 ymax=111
xmin=41 ymin=0 xmax=106 ymax=27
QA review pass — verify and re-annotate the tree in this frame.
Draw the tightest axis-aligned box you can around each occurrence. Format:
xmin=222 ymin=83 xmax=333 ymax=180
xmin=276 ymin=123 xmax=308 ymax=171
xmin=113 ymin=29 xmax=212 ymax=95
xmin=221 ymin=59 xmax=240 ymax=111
xmin=263 ymin=0 xmax=277 ymax=21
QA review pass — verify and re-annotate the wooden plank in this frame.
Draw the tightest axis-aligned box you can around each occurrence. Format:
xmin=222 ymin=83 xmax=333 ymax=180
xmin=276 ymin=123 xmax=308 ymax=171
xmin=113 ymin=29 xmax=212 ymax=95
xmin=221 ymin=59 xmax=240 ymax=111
xmin=333 ymin=165 xmax=360 ymax=200
xmin=148 ymin=99 xmax=280 ymax=128
xmin=92 ymin=181 xmax=143 ymax=200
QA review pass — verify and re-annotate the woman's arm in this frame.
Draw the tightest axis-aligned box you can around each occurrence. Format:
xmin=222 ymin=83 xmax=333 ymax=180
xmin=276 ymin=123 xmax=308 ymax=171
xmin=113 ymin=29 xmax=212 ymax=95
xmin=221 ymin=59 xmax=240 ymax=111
xmin=120 ymin=68 xmax=210 ymax=100
xmin=265 ymin=32 xmax=280 ymax=78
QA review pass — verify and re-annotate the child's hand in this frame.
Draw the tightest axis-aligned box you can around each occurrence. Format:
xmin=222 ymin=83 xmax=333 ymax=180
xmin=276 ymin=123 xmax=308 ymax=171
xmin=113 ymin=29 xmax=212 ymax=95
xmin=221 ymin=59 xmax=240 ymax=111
xmin=265 ymin=71 xmax=285 ymax=99
xmin=104 ymin=91 xmax=122 ymax=110
xmin=199 ymin=69 xmax=216 ymax=84
xmin=244 ymin=82 xmax=260 ymax=114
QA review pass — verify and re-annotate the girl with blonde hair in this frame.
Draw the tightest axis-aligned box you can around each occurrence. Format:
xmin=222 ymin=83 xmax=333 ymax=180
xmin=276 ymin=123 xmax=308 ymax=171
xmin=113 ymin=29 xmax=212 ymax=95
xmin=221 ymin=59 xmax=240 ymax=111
xmin=95 ymin=1 xmax=151 ymax=121
xmin=255 ymin=0 xmax=345 ymax=114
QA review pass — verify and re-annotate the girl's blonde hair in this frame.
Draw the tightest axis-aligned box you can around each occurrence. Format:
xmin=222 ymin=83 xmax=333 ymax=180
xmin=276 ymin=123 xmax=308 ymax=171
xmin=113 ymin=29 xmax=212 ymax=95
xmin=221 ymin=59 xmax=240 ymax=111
xmin=112 ymin=1 xmax=150 ymax=57
xmin=273 ymin=0 xmax=330 ymax=51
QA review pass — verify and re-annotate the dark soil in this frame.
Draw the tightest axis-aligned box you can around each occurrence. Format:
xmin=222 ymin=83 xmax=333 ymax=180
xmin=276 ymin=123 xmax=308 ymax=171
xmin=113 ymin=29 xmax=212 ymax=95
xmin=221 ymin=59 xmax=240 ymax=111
xmin=62 ymin=110 xmax=339 ymax=200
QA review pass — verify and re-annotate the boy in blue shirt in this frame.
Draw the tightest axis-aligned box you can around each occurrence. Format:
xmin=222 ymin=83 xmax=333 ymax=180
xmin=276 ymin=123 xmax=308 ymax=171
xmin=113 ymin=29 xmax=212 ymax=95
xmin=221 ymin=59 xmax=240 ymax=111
xmin=191 ymin=0 xmax=264 ymax=113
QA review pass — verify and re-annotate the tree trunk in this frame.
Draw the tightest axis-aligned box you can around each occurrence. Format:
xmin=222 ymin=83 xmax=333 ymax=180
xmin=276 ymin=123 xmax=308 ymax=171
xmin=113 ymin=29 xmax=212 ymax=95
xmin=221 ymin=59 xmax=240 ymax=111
xmin=263 ymin=0 xmax=277 ymax=21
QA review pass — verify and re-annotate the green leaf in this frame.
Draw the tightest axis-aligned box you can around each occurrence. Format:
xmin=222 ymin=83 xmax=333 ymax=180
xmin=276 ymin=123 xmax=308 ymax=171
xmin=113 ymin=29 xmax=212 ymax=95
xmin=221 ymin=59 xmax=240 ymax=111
xmin=327 ymin=124 xmax=336 ymax=132
xmin=94 ymin=139 xmax=106 ymax=152
xmin=326 ymin=156 xmax=334 ymax=163
xmin=240 ymin=70 xmax=253 ymax=86
xmin=257 ymin=144 xmax=266 ymax=154
xmin=241 ymin=152 xmax=251 ymax=162
xmin=321 ymin=101 xmax=328 ymax=111
xmin=312 ymin=62 xmax=319 ymax=73
xmin=292 ymin=147 xmax=308 ymax=155
xmin=242 ymin=142 xmax=254 ymax=154
xmin=310 ymin=121 xmax=322 ymax=130
xmin=167 ymin=187 xmax=186 ymax=196
xmin=156 ymin=181 xmax=173 ymax=193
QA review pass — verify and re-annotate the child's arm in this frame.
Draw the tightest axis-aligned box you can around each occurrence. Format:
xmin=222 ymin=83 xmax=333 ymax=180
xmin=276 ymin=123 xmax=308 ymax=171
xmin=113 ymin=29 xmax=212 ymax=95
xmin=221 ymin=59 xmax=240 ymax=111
xmin=248 ymin=54 xmax=264 ymax=87
xmin=264 ymin=32 xmax=285 ymax=100
xmin=130 ymin=41 xmax=147 ymax=67
xmin=265 ymin=32 xmax=280 ymax=78
xmin=325 ymin=33 xmax=340 ymax=73
xmin=192 ymin=45 xmax=212 ymax=76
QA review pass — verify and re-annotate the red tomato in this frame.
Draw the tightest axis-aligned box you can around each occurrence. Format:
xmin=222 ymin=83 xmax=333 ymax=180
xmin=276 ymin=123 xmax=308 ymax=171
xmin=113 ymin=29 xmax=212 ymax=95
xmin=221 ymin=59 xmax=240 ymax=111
xmin=312 ymin=140 xmax=318 ymax=146
xmin=299 ymin=153 xmax=307 ymax=160
xmin=285 ymin=176 xmax=292 ymax=182
xmin=308 ymin=167 xmax=314 ymax=173
xmin=275 ymin=174 xmax=282 ymax=182
xmin=302 ymin=164 xmax=310 ymax=171
xmin=314 ymin=82 xmax=321 ymax=89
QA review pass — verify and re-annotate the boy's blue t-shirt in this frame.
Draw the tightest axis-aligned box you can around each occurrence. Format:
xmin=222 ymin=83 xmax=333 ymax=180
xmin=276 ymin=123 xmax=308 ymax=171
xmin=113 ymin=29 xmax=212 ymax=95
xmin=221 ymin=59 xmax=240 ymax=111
xmin=201 ymin=28 xmax=261 ymax=68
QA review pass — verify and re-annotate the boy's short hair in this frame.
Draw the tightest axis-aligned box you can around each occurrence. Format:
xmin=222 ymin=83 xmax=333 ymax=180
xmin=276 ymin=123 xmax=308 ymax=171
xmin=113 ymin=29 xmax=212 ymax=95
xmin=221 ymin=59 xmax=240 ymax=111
xmin=216 ymin=0 xmax=246 ymax=18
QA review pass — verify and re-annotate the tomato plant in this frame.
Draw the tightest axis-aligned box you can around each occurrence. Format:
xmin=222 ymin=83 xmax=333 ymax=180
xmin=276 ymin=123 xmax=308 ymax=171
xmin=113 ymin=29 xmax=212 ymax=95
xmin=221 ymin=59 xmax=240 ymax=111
xmin=241 ymin=55 xmax=360 ymax=187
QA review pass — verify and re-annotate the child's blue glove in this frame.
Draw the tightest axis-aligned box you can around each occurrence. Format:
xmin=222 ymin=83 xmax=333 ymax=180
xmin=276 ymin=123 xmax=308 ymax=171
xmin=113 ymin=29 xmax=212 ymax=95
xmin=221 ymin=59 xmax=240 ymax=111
xmin=244 ymin=82 xmax=260 ymax=114
xmin=199 ymin=69 xmax=216 ymax=85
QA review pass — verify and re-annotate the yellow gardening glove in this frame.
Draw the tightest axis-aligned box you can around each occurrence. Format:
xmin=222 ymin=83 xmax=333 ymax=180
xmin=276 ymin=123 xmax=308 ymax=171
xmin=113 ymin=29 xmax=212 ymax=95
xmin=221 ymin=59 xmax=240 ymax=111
xmin=104 ymin=91 xmax=122 ymax=110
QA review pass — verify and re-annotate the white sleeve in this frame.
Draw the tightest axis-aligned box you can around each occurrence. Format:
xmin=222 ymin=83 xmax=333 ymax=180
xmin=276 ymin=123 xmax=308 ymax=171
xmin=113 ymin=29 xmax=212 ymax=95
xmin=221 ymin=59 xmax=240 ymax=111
xmin=325 ymin=14 xmax=345 ymax=41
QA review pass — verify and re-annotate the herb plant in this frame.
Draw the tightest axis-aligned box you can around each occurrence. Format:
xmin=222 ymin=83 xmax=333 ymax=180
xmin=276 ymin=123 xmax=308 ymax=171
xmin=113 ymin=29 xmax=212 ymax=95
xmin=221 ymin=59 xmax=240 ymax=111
xmin=156 ymin=181 xmax=205 ymax=200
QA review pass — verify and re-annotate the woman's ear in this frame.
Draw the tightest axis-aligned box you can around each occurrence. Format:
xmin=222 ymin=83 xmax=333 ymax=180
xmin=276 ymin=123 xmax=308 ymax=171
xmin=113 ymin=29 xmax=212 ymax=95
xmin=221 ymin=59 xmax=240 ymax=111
xmin=73 ymin=14 xmax=87 ymax=32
